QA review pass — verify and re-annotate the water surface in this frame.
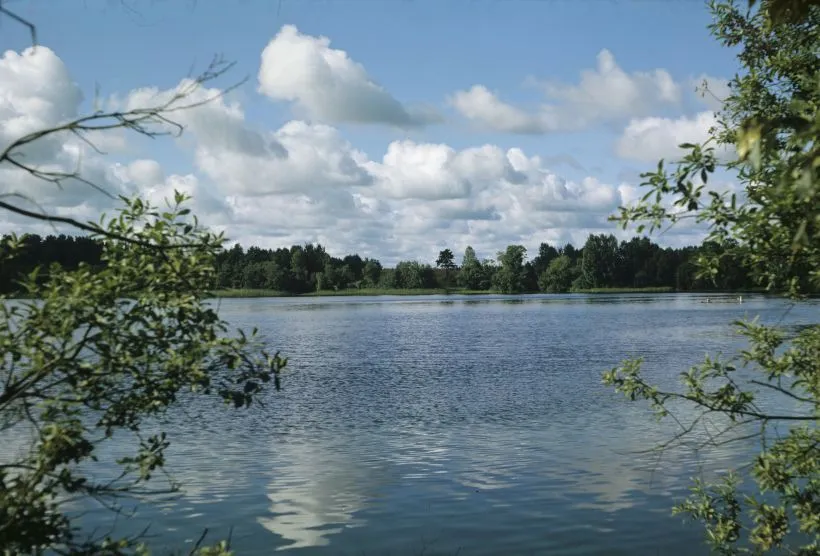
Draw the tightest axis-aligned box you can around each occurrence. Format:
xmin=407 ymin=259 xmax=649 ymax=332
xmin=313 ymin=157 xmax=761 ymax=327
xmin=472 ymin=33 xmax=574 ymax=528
xmin=29 ymin=294 xmax=820 ymax=553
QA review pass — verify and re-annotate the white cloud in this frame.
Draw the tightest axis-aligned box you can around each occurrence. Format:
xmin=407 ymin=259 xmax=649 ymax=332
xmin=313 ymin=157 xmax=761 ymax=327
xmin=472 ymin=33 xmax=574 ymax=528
xmin=690 ymin=74 xmax=731 ymax=111
xmin=197 ymin=120 xmax=373 ymax=196
xmin=367 ymin=141 xmax=525 ymax=200
xmin=0 ymin=47 xmax=82 ymax=148
xmin=450 ymin=49 xmax=681 ymax=133
xmin=0 ymin=46 xmax=132 ymax=211
xmin=258 ymin=25 xmax=440 ymax=127
xmin=615 ymin=111 xmax=724 ymax=162
xmin=0 ymin=48 xmax=229 ymax=233
xmin=124 ymin=79 xmax=374 ymax=197
xmin=449 ymin=86 xmax=550 ymax=134
xmin=543 ymin=50 xmax=681 ymax=118
xmin=1 ymin=44 xmax=710 ymax=266
xmin=112 ymin=160 xmax=230 ymax=220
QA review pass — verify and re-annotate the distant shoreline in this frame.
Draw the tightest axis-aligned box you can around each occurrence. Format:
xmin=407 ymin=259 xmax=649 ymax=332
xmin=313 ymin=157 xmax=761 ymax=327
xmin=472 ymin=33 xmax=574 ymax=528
xmin=209 ymin=286 xmax=779 ymax=299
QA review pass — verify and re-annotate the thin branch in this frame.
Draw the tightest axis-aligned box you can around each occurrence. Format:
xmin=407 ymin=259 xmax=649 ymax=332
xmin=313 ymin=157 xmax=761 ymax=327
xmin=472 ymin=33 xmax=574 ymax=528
xmin=189 ymin=528 xmax=210 ymax=555
xmin=0 ymin=199 xmax=199 ymax=250
xmin=0 ymin=56 xmax=246 ymax=249
xmin=635 ymin=379 xmax=814 ymax=421
xmin=749 ymin=379 xmax=815 ymax=404
xmin=3 ymin=153 xmax=116 ymax=200
xmin=697 ymin=77 xmax=728 ymax=106
xmin=0 ymin=0 xmax=37 ymax=46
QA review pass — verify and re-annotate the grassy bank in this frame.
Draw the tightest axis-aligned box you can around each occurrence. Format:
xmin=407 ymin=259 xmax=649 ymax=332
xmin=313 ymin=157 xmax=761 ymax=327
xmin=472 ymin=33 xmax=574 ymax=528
xmin=304 ymin=288 xmax=493 ymax=296
xmin=8 ymin=286 xmax=787 ymax=300
xmin=210 ymin=286 xmax=683 ymax=298
xmin=210 ymin=289 xmax=293 ymax=298
xmin=210 ymin=287 xmax=463 ymax=298
xmin=570 ymin=286 xmax=675 ymax=294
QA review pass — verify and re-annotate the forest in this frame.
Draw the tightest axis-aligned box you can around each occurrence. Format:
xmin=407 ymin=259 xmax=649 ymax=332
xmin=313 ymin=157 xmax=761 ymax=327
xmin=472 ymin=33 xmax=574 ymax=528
xmin=0 ymin=232 xmax=766 ymax=295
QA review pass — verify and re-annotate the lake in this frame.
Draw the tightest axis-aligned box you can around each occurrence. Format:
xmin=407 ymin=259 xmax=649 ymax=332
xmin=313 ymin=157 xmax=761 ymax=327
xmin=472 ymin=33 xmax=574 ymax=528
xmin=30 ymin=293 xmax=820 ymax=553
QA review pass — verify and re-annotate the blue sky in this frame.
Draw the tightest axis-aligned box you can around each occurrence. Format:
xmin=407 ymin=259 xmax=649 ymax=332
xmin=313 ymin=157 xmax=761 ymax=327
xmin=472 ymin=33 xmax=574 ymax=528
xmin=1 ymin=0 xmax=739 ymax=263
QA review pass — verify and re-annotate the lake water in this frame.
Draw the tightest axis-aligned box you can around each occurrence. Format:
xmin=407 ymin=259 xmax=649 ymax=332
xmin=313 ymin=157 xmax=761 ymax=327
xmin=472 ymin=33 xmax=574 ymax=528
xmin=18 ymin=293 xmax=820 ymax=554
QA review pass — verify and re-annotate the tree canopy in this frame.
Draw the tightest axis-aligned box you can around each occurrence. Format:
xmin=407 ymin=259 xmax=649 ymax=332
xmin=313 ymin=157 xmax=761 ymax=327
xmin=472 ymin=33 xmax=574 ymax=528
xmin=3 ymin=232 xmax=791 ymax=297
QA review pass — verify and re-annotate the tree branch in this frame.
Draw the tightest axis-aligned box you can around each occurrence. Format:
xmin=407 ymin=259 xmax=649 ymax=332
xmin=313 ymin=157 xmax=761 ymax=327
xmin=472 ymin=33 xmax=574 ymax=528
xmin=0 ymin=56 xmax=246 ymax=250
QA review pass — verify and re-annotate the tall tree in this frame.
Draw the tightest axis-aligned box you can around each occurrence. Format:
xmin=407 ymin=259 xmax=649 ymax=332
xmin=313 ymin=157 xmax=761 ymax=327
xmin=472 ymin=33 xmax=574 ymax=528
xmin=532 ymin=242 xmax=559 ymax=277
xmin=493 ymin=245 xmax=527 ymax=294
xmin=538 ymin=255 xmax=577 ymax=293
xmin=605 ymin=1 xmax=819 ymax=553
xmin=362 ymin=258 xmax=382 ymax=287
xmin=579 ymin=234 xmax=620 ymax=289
xmin=342 ymin=254 xmax=365 ymax=282
xmin=458 ymin=246 xmax=485 ymax=290
xmin=436 ymin=248 xmax=456 ymax=287
xmin=289 ymin=247 xmax=310 ymax=292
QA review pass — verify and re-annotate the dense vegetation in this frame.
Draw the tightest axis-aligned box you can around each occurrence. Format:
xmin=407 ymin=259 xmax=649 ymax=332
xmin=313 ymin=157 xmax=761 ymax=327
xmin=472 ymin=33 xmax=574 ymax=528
xmin=0 ymin=233 xmax=772 ymax=295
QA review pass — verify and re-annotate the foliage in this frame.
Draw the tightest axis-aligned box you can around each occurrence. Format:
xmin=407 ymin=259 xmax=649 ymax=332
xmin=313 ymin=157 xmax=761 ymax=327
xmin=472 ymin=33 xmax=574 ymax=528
xmin=0 ymin=195 xmax=286 ymax=553
xmin=436 ymin=249 xmax=456 ymax=271
xmin=605 ymin=0 xmax=819 ymax=553
xmin=362 ymin=259 xmax=383 ymax=287
xmin=457 ymin=246 xmax=487 ymax=290
xmin=394 ymin=261 xmax=437 ymax=290
xmin=493 ymin=245 xmax=528 ymax=294
xmin=3 ymin=232 xmax=795 ymax=297
xmin=579 ymin=234 xmax=621 ymax=289
xmin=531 ymin=243 xmax=560 ymax=278
xmin=436 ymin=249 xmax=457 ymax=288
xmin=0 ymin=43 xmax=280 ymax=552
xmin=538 ymin=255 xmax=578 ymax=293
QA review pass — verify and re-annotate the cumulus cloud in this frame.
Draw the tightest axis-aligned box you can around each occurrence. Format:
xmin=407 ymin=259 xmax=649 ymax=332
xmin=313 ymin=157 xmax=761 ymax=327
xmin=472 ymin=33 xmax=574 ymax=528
xmin=450 ymin=49 xmax=681 ymax=133
xmin=615 ymin=111 xmax=732 ymax=163
xmin=0 ymin=47 xmax=229 ymax=232
xmin=258 ymin=25 xmax=440 ymax=127
xmin=449 ymin=85 xmax=550 ymax=134
xmin=0 ymin=46 xmax=132 ymax=211
xmin=690 ymin=74 xmax=731 ymax=111
xmin=197 ymin=120 xmax=374 ymax=196
xmin=368 ymin=142 xmax=525 ymax=200
xmin=0 ymin=47 xmax=82 ymax=149
xmin=125 ymin=79 xmax=374 ymax=196
xmin=1 ymin=43 xmax=708 ymax=266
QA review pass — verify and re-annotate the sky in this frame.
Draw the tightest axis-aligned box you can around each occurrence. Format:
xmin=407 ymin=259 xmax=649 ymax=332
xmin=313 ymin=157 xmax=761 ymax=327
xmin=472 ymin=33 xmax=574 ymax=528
xmin=0 ymin=0 xmax=740 ymax=265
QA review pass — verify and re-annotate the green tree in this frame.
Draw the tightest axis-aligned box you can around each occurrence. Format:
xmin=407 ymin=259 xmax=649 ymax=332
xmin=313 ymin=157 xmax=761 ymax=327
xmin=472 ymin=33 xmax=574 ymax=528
xmin=605 ymin=1 xmax=818 ymax=553
xmin=493 ymin=245 xmax=527 ymax=294
xmin=458 ymin=246 xmax=485 ymax=290
xmin=289 ymin=247 xmax=310 ymax=292
xmin=317 ymin=260 xmax=345 ymax=291
xmin=436 ymin=248 xmax=457 ymax=287
xmin=261 ymin=260 xmax=291 ymax=291
xmin=538 ymin=255 xmax=577 ymax=293
xmin=617 ymin=236 xmax=657 ymax=287
xmin=579 ymin=234 xmax=620 ymax=289
xmin=0 ymin=51 xmax=283 ymax=553
xmin=436 ymin=248 xmax=455 ymax=270
xmin=342 ymin=254 xmax=365 ymax=282
xmin=532 ymin=242 xmax=560 ymax=277
xmin=242 ymin=261 xmax=267 ymax=289
xmin=362 ymin=258 xmax=383 ymax=287
xmin=378 ymin=267 xmax=397 ymax=289
xmin=394 ymin=261 xmax=435 ymax=289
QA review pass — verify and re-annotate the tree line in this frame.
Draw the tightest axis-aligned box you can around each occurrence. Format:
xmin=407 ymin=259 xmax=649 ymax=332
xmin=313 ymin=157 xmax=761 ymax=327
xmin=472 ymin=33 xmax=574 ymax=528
xmin=0 ymin=232 xmax=770 ymax=295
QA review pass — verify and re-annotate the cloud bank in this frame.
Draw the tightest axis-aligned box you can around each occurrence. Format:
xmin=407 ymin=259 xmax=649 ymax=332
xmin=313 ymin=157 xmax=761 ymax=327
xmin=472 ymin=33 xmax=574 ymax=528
xmin=0 ymin=29 xmax=727 ymax=264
